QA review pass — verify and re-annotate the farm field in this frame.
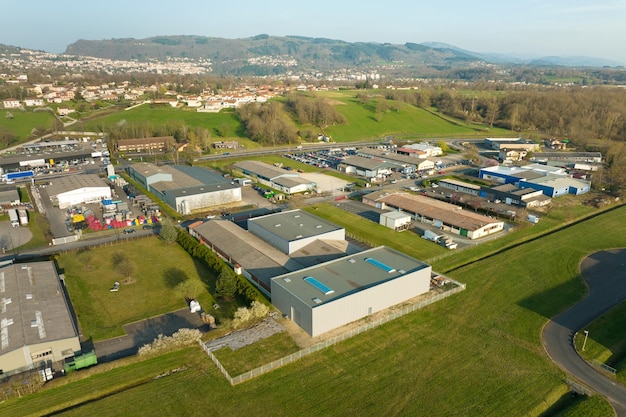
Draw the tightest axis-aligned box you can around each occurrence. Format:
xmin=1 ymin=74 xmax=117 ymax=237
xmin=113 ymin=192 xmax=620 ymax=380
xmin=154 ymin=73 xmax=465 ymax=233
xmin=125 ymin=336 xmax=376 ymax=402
xmin=3 ymin=203 xmax=625 ymax=416
xmin=59 ymin=236 xmax=223 ymax=340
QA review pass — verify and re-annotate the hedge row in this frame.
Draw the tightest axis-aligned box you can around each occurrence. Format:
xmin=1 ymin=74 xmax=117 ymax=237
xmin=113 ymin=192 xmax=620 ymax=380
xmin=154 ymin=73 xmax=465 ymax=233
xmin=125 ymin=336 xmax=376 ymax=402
xmin=176 ymin=230 xmax=264 ymax=304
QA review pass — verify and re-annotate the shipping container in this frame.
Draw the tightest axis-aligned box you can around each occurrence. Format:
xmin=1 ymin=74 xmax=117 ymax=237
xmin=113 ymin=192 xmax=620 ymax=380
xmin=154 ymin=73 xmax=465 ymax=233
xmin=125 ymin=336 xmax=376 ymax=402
xmin=18 ymin=208 xmax=28 ymax=225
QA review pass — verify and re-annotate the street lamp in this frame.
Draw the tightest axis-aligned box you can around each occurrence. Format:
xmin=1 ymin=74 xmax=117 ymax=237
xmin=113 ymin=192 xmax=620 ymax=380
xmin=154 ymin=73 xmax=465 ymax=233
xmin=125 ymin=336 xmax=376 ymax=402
xmin=582 ymin=330 xmax=589 ymax=351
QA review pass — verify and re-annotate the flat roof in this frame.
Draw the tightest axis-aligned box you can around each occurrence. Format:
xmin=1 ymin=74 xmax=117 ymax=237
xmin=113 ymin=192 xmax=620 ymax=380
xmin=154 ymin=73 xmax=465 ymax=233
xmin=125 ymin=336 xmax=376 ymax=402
xmin=271 ymin=246 xmax=430 ymax=308
xmin=132 ymin=163 xmax=239 ymax=194
xmin=525 ymin=175 xmax=590 ymax=189
xmin=0 ymin=261 xmax=78 ymax=354
xmin=47 ymin=174 xmax=109 ymax=197
xmin=381 ymin=210 xmax=412 ymax=220
xmin=248 ymin=209 xmax=343 ymax=242
xmin=0 ymin=188 xmax=20 ymax=203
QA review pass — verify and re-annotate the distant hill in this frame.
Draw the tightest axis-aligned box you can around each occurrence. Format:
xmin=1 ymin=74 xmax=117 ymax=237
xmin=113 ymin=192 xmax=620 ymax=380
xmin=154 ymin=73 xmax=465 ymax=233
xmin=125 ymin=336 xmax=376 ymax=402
xmin=421 ymin=41 xmax=623 ymax=67
xmin=64 ymin=35 xmax=481 ymax=75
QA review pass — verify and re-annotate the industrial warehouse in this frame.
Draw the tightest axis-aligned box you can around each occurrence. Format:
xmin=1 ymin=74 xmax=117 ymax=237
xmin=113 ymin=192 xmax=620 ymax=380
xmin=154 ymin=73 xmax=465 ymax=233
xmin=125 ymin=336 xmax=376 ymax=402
xmin=0 ymin=261 xmax=81 ymax=376
xmin=233 ymin=160 xmax=317 ymax=194
xmin=362 ymin=191 xmax=504 ymax=239
xmin=191 ymin=209 xmax=433 ymax=336
xmin=127 ymin=162 xmax=242 ymax=214
xmin=46 ymin=174 xmax=112 ymax=209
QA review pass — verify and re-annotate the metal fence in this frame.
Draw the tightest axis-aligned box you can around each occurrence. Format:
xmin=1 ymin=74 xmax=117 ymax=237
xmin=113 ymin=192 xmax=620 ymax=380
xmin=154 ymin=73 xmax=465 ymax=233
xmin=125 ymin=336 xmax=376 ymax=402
xmin=200 ymin=281 xmax=466 ymax=386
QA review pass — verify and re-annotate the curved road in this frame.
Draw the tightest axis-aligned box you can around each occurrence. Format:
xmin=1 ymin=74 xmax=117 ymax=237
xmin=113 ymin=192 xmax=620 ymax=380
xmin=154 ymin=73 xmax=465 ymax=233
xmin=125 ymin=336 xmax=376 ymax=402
xmin=543 ymin=249 xmax=626 ymax=415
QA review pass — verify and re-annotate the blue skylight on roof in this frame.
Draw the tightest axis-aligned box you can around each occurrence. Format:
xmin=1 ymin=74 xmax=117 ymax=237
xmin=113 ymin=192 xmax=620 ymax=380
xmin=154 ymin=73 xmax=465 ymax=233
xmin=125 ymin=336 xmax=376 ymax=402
xmin=365 ymin=257 xmax=396 ymax=273
xmin=304 ymin=276 xmax=334 ymax=295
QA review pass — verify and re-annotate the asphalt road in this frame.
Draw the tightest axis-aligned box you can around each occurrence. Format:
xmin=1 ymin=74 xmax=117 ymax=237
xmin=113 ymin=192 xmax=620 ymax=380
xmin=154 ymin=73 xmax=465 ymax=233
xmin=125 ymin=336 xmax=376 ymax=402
xmin=542 ymin=249 xmax=626 ymax=416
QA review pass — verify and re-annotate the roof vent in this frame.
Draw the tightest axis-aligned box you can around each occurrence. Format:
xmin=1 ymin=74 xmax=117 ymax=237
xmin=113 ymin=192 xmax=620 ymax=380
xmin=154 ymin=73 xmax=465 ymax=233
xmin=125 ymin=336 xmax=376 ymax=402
xmin=315 ymin=225 xmax=322 ymax=229
xmin=275 ymin=223 xmax=281 ymax=227
xmin=312 ymin=297 xmax=322 ymax=304
xmin=347 ymin=259 xmax=356 ymax=263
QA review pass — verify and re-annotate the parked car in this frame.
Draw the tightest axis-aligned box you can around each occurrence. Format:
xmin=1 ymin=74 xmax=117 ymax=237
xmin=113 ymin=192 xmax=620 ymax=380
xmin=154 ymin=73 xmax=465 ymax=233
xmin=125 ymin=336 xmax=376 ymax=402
xmin=123 ymin=228 xmax=136 ymax=234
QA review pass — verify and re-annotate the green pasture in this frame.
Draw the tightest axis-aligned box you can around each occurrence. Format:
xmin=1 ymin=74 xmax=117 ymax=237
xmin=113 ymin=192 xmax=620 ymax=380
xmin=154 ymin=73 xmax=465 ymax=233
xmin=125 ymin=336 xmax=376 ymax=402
xmin=0 ymin=110 xmax=56 ymax=147
xmin=72 ymin=105 xmax=249 ymax=141
xmin=59 ymin=237 xmax=223 ymax=340
xmin=3 ymin=203 xmax=626 ymax=415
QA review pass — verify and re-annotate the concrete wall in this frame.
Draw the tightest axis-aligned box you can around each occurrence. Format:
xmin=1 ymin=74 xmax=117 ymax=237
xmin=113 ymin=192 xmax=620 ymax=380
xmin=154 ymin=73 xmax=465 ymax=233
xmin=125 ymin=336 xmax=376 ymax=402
xmin=0 ymin=337 xmax=80 ymax=374
xmin=169 ymin=188 xmax=242 ymax=214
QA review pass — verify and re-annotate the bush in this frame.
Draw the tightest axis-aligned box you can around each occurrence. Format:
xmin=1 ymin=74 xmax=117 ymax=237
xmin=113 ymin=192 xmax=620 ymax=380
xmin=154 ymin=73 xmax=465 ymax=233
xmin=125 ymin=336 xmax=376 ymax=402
xmin=137 ymin=328 xmax=202 ymax=356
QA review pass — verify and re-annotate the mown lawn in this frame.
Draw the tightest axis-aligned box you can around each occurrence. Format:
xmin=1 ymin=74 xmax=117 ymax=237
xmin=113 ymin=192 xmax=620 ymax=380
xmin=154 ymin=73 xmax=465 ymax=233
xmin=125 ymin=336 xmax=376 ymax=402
xmin=59 ymin=237 xmax=222 ymax=340
xmin=3 ymin=205 xmax=625 ymax=416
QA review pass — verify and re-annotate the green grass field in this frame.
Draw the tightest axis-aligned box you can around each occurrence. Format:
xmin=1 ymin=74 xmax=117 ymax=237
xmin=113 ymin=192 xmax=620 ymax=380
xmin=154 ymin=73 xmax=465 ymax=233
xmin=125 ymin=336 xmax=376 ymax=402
xmin=0 ymin=110 xmax=57 ymax=147
xmin=71 ymin=105 xmax=248 ymax=141
xmin=62 ymin=90 xmax=515 ymax=148
xmin=59 ymin=237 xmax=225 ymax=340
xmin=306 ymin=90 xmax=512 ymax=142
xmin=3 ymin=203 xmax=626 ymax=416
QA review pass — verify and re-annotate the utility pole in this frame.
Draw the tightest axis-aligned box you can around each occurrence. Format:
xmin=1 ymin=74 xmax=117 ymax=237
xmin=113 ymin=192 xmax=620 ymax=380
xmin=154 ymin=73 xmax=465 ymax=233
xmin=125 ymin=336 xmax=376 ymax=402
xmin=582 ymin=330 xmax=589 ymax=351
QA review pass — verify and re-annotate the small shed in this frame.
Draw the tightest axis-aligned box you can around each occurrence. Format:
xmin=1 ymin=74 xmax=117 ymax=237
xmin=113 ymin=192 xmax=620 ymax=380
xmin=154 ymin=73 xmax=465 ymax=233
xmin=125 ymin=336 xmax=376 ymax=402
xmin=379 ymin=210 xmax=412 ymax=231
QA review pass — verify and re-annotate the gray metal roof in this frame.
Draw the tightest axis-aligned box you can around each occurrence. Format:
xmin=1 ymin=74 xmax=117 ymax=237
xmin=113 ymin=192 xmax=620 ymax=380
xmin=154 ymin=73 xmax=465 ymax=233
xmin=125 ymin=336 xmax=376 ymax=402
xmin=0 ymin=188 xmax=20 ymax=205
xmin=341 ymin=155 xmax=390 ymax=170
xmin=192 ymin=220 xmax=303 ymax=289
xmin=46 ymin=174 xmax=109 ymax=197
xmin=271 ymin=246 xmax=430 ymax=308
xmin=248 ymin=209 xmax=343 ymax=242
xmin=0 ymin=261 xmax=78 ymax=354
xmin=233 ymin=160 xmax=288 ymax=180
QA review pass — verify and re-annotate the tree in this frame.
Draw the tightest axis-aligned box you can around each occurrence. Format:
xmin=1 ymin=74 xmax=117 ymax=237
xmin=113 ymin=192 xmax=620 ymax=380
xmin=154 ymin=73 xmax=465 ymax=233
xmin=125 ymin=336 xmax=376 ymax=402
xmin=215 ymin=266 xmax=238 ymax=299
xmin=112 ymin=252 xmax=135 ymax=283
xmin=159 ymin=219 xmax=178 ymax=244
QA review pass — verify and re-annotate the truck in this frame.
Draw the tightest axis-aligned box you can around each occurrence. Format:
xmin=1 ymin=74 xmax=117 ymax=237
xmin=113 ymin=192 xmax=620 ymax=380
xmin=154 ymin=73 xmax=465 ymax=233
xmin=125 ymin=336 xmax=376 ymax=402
xmin=8 ymin=209 xmax=19 ymax=227
xmin=18 ymin=208 xmax=28 ymax=226
xmin=421 ymin=229 xmax=457 ymax=249
xmin=422 ymin=229 xmax=442 ymax=242
xmin=64 ymin=350 xmax=98 ymax=373
xmin=2 ymin=170 xmax=34 ymax=182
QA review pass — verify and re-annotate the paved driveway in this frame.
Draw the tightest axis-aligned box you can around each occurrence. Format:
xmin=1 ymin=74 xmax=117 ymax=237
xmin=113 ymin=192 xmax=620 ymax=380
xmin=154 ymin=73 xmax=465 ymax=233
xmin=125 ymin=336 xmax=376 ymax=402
xmin=0 ymin=221 xmax=32 ymax=253
xmin=94 ymin=308 xmax=211 ymax=362
xmin=542 ymin=249 xmax=626 ymax=415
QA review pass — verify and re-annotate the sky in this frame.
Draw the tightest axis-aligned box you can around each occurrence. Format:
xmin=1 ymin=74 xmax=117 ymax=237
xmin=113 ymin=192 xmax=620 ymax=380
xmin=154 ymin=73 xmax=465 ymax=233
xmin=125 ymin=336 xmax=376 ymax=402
xmin=1 ymin=0 xmax=625 ymax=64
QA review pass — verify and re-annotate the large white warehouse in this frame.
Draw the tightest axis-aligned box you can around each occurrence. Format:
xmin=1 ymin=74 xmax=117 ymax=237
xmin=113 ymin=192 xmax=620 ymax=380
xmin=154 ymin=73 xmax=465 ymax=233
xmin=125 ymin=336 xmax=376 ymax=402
xmin=271 ymin=246 xmax=431 ymax=337
xmin=47 ymin=174 xmax=111 ymax=209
